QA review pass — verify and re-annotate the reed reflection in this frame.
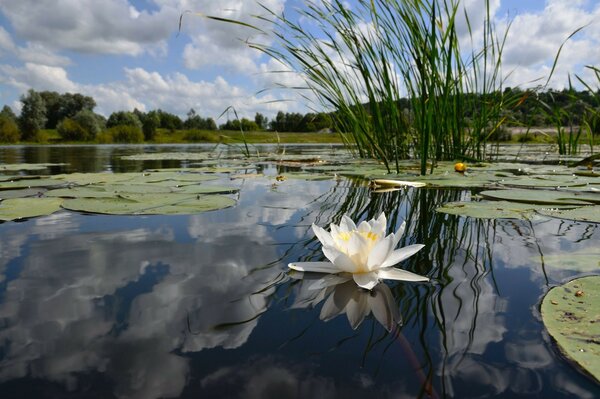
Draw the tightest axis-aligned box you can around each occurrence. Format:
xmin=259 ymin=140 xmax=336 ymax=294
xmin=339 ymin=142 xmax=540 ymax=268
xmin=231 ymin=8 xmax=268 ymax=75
xmin=311 ymin=182 xmax=598 ymax=398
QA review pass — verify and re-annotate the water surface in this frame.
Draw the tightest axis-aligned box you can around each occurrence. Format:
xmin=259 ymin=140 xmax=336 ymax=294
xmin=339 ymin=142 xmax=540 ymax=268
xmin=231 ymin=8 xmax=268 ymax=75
xmin=0 ymin=145 xmax=597 ymax=398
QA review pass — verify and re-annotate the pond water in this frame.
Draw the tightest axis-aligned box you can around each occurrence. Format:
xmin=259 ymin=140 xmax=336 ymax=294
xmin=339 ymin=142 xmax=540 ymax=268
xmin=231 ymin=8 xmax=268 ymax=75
xmin=0 ymin=145 xmax=597 ymax=398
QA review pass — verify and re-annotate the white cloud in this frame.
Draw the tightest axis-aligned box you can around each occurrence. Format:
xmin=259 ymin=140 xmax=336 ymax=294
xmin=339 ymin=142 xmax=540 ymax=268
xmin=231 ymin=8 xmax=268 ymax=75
xmin=0 ymin=62 xmax=77 ymax=92
xmin=0 ymin=0 xmax=178 ymax=56
xmin=497 ymin=0 xmax=600 ymax=89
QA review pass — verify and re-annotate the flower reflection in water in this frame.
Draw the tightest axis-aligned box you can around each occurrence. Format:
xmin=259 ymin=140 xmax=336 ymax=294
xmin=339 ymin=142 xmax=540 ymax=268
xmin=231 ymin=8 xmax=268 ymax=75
xmin=290 ymin=272 xmax=401 ymax=331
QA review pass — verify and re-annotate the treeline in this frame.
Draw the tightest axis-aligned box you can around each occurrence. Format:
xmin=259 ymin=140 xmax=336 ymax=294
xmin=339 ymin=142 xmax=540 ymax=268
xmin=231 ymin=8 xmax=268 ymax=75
xmin=2 ymin=87 xmax=599 ymax=144
xmin=0 ymin=89 xmax=334 ymax=143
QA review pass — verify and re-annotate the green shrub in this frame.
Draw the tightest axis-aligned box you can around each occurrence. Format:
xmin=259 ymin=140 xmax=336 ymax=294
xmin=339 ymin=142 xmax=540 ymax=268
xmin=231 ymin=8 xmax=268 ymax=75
xmin=71 ymin=109 xmax=104 ymax=139
xmin=57 ymin=118 xmax=90 ymax=141
xmin=96 ymin=131 xmax=113 ymax=144
xmin=106 ymin=111 xmax=142 ymax=130
xmin=0 ymin=114 xmax=20 ymax=143
xmin=106 ymin=125 xmax=144 ymax=143
xmin=184 ymin=129 xmax=219 ymax=142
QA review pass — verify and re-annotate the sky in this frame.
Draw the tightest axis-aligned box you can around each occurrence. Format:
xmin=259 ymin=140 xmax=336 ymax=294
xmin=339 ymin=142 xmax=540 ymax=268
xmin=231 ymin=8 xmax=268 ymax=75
xmin=0 ymin=0 xmax=599 ymax=120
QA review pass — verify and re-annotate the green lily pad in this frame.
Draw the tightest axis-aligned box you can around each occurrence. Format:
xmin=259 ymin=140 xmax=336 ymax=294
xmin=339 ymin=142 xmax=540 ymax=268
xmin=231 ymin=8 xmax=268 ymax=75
xmin=0 ymin=163 xmax=66 ymax=171
xmin=541 ymin=276 xmax=600 ymax=383
xmin=46 ymin=184 xmax=175 ymax=198
xmin=120 ymin=152 xmax=212 ymax=161
xmin=0 ymin=197 xmax=63 ymax=221
xmin=436 ymin=201 xmax=574 ymax=220
xmin=0 ymin=178 xmax=65 ymax=190
xmin=480 ymin=189 xmax=600 ymax=205
xmin=62 ymin=193 xmax=236 ymax=215
xmin=51 ymin=172 xmax=142 ymax=185
xmin=498 ymin=176 xmax=592 ymax=188
xmin=538 ymin=206 xmax=600 ymax=223
xmin=0 ymin=188 xmax=47 ymax=199
xmin=272 ymin=173 xmax=334 ymax=181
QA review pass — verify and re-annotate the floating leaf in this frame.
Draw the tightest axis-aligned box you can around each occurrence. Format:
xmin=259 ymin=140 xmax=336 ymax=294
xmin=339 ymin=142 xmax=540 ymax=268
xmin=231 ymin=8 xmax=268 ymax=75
xmin=436 ymin=201 xmax=574 ymax=220
xmin=0 ymin=197 xmax=63 ymax=221
xmin=62 ymin=193 xmax=236 ymax=215
xmin=0 ymin=188 xmax=47 ymax=199
xmin=272 ymin=173 xmax=333 ymax=181
xmin=0 ymin=163 xmax=66 ymax=171
xmin=121 ymin=152 xmax=212 ymax=161
xmin=480 ymin=189 xmax=600 ymax=205
xmin=0 ymin=178 xmax=65 ymax=190
xmin=52 ymin=172 xmax=142 ymax=185
xmin=541 ymin=276 xmax=600 ymax=383
xmin=538 ymin=205 xmax=600 ymax=223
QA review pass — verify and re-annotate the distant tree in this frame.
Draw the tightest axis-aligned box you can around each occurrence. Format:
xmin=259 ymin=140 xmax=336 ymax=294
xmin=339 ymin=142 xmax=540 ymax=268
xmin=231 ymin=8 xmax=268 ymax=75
xmin=0 ymin=105 xmax=17 ymax=122
xmin=220 ymin=118 xmax=259 ymax=131
xmin=184 ymin=109 xmax=218 ymax=130
xmin=106 ymin=111 xmax=142 ymax=130
xmin=205 ymin=117 xmax=217 ymax=130
xmin=106 ymin=125 xmax=144 ymax=143
xmin=157 ymin=109 xmax=183 ymax=130
xmin=0 ymin=114 xmax=20 ymax=143
xmin=71 ymin=109 xmax=104 ymax=140
xmin=38 ymin=91 xmax=61 ymax=128
xmin=270 ymin=111 xmax=285 ymax=131
xmin=254 ymin=112 xmax=268 ymax=130
xmin=39 ymin=91 xmax=96 ymax=128
xmin=142 ymin=110 xmax=161 ymax=140
xmin=57 ymin=118 xmax=89 ymax=141
xmin=19 ymin=89 xmax=47 ymax=140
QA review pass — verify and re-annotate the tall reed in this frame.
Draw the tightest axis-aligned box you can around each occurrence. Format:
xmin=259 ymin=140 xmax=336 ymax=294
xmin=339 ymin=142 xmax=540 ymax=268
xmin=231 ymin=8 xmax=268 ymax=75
xmin=195 ymin=1 xmax=520 ymax=174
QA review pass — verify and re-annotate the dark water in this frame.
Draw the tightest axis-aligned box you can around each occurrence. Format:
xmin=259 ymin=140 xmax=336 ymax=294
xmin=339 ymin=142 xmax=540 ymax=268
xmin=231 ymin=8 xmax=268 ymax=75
xmin=0 ymin=145 xmax=597 ymax=399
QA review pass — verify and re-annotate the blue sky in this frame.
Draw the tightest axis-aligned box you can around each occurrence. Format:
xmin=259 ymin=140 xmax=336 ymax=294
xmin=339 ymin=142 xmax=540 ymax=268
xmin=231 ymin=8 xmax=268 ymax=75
xmin=0 ymin=0 xmax=599 ymax=120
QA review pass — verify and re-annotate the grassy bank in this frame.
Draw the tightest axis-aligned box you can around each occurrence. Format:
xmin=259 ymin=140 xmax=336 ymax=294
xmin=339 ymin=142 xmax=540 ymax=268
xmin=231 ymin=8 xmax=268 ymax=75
xmin=18 ymin=128 xmax=344 ymax=145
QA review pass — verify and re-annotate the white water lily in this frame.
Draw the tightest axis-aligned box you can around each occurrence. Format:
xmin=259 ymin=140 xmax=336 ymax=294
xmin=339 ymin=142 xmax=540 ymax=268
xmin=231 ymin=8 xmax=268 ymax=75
xmin=289 ymin=213 xmax=428 ymax=290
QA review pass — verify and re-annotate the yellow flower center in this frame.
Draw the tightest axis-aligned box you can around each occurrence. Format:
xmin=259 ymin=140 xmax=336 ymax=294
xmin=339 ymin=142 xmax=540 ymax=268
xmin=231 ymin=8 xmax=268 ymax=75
xmin=335 ymin=230 xmax=379 ymax=243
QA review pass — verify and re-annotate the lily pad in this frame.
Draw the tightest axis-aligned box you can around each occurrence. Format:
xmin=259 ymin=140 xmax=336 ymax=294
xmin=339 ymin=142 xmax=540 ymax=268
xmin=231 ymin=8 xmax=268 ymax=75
xmin=62 ymin=193 xmax=236 ymax=215
xmin=538 ymin=206 xmax=600 ymax=223
xmin=0 ymin=197 xmax=63 ymax=221
xmin=0 ymin=163 xmax=66 ymax=171
xmin=480 ymin=189 xmax=600 ymax=205
xmin=436 ymin=201 xmax=574 ymax=220
xmin=120 ymin=152 xmax=212 ymax=161
xmin=541 ymin=276 xmax=600 ymax=383
xmin=0 ymin=188 xmax=47 ymax=199
xmin=0 ymin=178 xmax=65 ymax=190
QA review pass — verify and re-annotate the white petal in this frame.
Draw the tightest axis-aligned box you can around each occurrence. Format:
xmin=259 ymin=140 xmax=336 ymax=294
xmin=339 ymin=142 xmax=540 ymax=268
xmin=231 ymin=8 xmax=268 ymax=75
xmin=347 ymin=232 xmax=368 ymax=257
xmin=377 ymin=267 xmax=429 ymax=282
xmin=346 ymin=292 xmax=369 ymax=329
xmin=340 ymin=215 xmax=356 ymax=231
xmin=367 ymin=235 xmax=394 ymax=269
xmin=357 ymin=220 xmax=370 ymax=233
xmin=352 ymin=272 xmax=379 ymax=290
xmin=379 ymin=244 xmax=425 ymax=268
xmin=369 ymin=283 xmax=401 ymax=331
xmin=323 ymin=246 xmax=359 ymax=273
xmin=288 ymin=262 xmax=339 ymax=273
xmin=393 ymin=221 xmax=406 ymax=246
xmin=370 ymin=212 xmax=387 ymax=235
xmin=312 ymin=224 xmax=335 ymax=247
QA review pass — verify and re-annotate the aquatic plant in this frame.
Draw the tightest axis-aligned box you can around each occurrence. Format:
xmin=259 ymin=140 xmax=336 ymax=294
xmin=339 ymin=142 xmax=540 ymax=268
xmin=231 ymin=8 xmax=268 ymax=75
xmin=202 ymin=0 xmax=518 ymax=174
xmin=289 ymin=212 xmax=428 ymax=289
